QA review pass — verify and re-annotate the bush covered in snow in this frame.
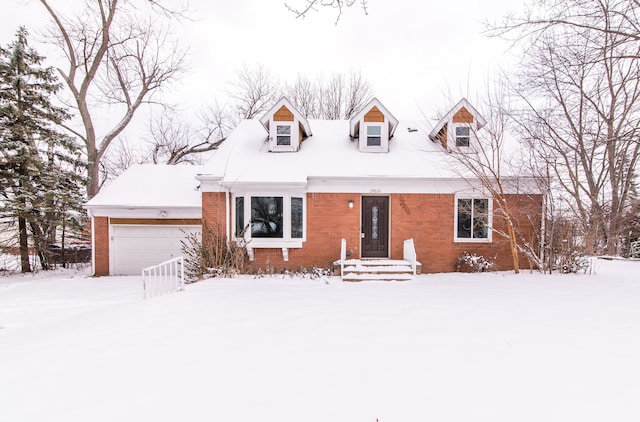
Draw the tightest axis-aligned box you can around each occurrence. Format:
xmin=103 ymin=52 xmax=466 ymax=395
xmin=455 ymin=252 xmax=495 ymax=272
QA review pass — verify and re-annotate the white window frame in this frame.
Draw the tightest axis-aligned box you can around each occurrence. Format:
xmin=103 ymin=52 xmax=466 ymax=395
xmin=269 ymin=121 xmax=299 ymax=152
xmin=276 ymin=124 xmax=292 ymax=146
xmin=454 ymin=196 xmax=492 ymax=242
xmin=232 ymin=192 xmax=306 ymax=248
xmin=359 ymin=122 xmax=388 ymax=152
xmin=451 ymin=123 xmax=474 ymax=150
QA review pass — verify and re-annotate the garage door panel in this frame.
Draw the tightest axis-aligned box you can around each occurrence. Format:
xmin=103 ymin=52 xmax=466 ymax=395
xmin=114 ymin=237 xmax=187 ymax=251
xmin=111 ymin=225 xmax=201 ymax=275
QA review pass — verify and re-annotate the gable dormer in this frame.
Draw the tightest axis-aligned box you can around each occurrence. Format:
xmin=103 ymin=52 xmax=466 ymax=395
xmin=349 ymin=98 xmax=399 ymax=153
xmin=259 ymin=97 xmax=312 ymax=152
xmin=429 ymin=98 xmax=487 ymax=150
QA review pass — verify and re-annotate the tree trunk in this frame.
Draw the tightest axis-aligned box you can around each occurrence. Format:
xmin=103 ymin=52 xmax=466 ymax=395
xmin=18 ymin=216 xmax=31 ymax=273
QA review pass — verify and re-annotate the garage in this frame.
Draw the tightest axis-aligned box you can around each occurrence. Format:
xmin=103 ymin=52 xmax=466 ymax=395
xmin=111 ymin=224 xmax=201 ymax=275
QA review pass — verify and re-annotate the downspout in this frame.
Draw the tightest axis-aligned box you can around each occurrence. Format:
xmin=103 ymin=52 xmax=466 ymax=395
xmin=89 ymin=212 xmax=96 ymax=276
xmin=225 ymin=188 xmax=231 ymax=244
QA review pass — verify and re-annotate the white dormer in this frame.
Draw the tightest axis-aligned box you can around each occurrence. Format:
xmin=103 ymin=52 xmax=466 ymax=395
xmin=428 ymin=98 xmax=487 ymax=151
xmin=259 ymin=97 xmax=312 ymax=152
xmin=349 ymin=98 xmax=399 ymax=153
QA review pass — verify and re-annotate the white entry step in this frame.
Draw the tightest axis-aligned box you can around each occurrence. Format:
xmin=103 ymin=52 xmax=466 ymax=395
xmin=338 ymin=259 xmax=420 ymax=282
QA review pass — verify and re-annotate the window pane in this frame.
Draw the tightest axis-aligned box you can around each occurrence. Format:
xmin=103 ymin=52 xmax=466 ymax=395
xmin=457 ymin=199 xmax=472 ymax=238
xmin=291 ymin=197 xmax=303 ymax=238
xmin=277 ymin=136 xmax=291 ymax=145
xmin=456 ymin=137 xmax=470 ymax=147
xmin=455 ymin=126 xmax=470 ymax=136
xmin=277 ymin=125 xmax=291 ymax=134
xmin=367 ymin=136 xmax=381 ymax=146
xmin=473 ymin=199 xmax=489 ymax=238
xmin=367 ymin=125 xmax=382 ymax=146
xmin=456 ymin=126 xmax=470 ymax=147
xmin=367 ymin=126 xmax=381 ymax=135
xmin=235 ymin=197 xmax=244 ymax=237
xmin=251 ymin=197 xmax=283 ymax=238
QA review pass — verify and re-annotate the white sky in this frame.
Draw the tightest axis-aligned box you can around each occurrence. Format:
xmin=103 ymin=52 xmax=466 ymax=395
xmin=2 ymin=0 xmax=524 ymax=125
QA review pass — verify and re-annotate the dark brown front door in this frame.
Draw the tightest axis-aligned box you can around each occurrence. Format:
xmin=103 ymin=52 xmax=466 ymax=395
xmin=361 ymin=196 xmax=389 ymax=258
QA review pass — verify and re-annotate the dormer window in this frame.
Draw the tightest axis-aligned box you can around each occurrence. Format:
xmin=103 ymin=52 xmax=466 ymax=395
xmin=455 ymin=126 xmax=470 ymax=147
xmin=349 ymin=98 xmax=399 ymax=153
xmin=259 ymin=97 xmax=312 ymax=153
xmin=428 ymin=99 xmax=487 ymax=150
xmin=367 ymin=125 xmax=382 ymax=146
xmin=276 ymin=124 xmax=292 ymax=146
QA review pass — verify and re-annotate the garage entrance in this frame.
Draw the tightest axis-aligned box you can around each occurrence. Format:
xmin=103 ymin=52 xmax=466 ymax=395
xmin=111 ymin=224 xmax=201 ymax=275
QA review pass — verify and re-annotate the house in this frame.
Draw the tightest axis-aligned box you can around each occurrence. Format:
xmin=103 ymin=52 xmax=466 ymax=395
xmin=85 ymin=97 xmax=543 ymax=276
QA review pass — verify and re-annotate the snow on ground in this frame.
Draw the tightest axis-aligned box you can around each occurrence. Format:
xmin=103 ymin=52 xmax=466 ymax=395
xmin=1 ymin=260 xmax=639 ymax=422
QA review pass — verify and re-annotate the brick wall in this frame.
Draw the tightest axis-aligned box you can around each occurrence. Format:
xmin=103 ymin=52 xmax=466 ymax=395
xmin=201 ymin=191 xmax=543 ymax=273
xmin=202 ymin=191 xmax=227 ymax=230
xmin=93 ymin=216 xmax=109 ymax=276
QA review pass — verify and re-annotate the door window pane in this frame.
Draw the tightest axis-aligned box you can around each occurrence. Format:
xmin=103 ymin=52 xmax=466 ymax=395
xmin=372 ymin=205 xmax=379 ymax=239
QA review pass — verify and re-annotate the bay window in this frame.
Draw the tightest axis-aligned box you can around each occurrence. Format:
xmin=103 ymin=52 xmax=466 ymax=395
xmin=234 ymin=193 xmax=305 ymax=245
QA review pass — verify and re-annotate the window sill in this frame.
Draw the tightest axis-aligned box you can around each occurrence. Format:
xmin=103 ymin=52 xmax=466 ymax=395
xmin=454 ymin=238 xmax=492 ymax=243
xmin=246 ymin=239 xmax=303 ymax=248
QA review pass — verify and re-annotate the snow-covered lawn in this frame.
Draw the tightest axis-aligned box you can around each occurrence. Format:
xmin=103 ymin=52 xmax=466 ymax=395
xmin=1 ymin=260 xmax=639 ymax=422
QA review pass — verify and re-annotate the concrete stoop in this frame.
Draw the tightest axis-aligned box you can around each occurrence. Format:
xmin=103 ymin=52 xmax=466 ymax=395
xmin=335 ymin=259 xmax=421 ymax=282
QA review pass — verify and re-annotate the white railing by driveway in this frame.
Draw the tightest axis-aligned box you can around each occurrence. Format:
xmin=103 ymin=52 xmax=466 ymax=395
xmin=403 ymin=238 xmax=417 ymax=275
xmin=142 ymin=256 xmax=185 ymax=299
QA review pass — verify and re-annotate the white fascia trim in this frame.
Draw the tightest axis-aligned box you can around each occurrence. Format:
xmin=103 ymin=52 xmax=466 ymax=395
xmin=84 ymin=206 xmax=202 ymax=219
xmin=222 ymin=181 xmax=308 ymax=193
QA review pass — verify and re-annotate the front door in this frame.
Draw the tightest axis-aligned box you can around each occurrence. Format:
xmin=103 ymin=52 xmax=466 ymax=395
xmin=361 ymin=196 xmax=389 ymax=258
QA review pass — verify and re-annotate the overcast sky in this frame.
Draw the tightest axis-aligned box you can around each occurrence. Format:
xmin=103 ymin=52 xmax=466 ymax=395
xmin=2 ymin=0 xmax=525 ymax=124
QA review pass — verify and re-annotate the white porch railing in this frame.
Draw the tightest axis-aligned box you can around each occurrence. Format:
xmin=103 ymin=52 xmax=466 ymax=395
xmin=403 ymin=238 xmax=417 ymax=275
xmin=340 ymin=238 xmax=347 ymax=281
xmin=142 ymin=256 xmax=185 ymax=299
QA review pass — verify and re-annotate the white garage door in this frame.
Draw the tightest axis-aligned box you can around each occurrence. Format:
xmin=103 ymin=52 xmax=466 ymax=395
xmin=111 ymin=225 xmax=201 ymax=275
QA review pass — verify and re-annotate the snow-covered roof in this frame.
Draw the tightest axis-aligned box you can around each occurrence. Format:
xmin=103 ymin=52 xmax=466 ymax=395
xmin=199 ymin=119 xmax=461 ymax=185
xmin=85 ymin=164 xmax=203 ymax=208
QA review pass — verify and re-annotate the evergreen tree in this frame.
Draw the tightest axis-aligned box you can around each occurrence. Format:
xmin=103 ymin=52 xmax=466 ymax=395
xmin=0 ymin=27 xmax=86 ymax=272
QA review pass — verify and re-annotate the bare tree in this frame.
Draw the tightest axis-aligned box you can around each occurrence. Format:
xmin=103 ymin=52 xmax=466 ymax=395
xmin=444 ymin=89 xmax=546 ymax=274
xmin=286 ymin=70 xmax=373 ymax=119
xmin=39 ymin=0 xmax=187 ymax=198
xmin=503 ymin=4 xmax=640 ymax=255
xmin=285 ymin=0 xmax=369 ymax=24
xmin=285 ymin=73 xmax=321 ymax=118
xmin=147 ymin=106 xmax=228 ymax=165
xmin=491 ymin=0 xmax=640 ymax=48
xmin=227 ymin=64 xmax=280 ymax=119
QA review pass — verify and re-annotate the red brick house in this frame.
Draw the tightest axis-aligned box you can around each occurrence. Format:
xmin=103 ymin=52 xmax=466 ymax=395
xmin=85 ymin=97 xmax=543 ymax=276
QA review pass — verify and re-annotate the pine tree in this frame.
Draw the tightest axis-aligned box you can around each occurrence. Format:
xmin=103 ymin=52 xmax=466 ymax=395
xmin=0 ymin=27 xmax=86 ymax=272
